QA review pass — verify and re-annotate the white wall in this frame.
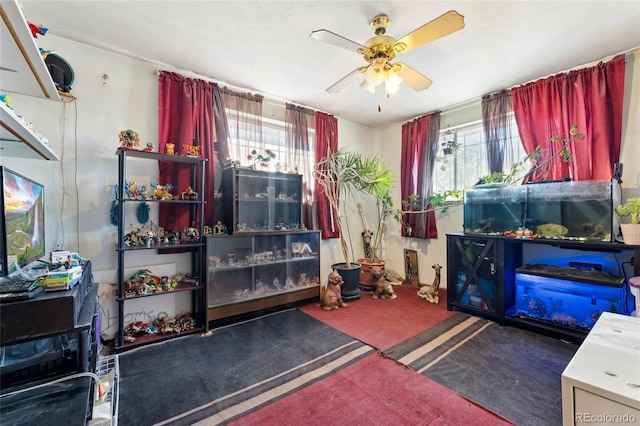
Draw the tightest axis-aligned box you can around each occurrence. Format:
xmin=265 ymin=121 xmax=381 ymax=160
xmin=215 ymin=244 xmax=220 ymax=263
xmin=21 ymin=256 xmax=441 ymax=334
xmin=2 ymin=33 xmax=638 ymax=291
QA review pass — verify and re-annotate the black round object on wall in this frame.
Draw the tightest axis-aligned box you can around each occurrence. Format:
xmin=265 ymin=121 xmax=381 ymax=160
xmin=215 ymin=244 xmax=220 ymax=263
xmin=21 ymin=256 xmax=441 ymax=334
xmin=45 ymin=53 xmax=74 ymax=92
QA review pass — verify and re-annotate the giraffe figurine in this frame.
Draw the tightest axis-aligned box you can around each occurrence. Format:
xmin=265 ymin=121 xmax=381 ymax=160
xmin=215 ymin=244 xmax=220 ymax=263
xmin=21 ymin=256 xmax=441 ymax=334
xmin=418 ymin=264 xmax=442 ymax=304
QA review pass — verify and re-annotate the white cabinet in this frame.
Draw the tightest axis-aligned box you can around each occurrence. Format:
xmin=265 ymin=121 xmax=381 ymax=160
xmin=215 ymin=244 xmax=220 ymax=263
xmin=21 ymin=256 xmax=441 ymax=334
xmin=0 ymin=0 xmax=61 ymax=160
xmin=562 ymin=312 xmax=640 ymax=425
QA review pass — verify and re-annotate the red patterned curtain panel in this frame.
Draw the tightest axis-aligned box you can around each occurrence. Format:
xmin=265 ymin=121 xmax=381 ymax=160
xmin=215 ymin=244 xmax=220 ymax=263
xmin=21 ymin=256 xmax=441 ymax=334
xmin=314 ymin=111 xmax=339 ymax=239
xmin=157 ymin=71 xmax=215 ymax=229
xmin=400 ymin=112 xmax=440 ymax=239
xmin=511 ymin=55 xmax=625 ymax=182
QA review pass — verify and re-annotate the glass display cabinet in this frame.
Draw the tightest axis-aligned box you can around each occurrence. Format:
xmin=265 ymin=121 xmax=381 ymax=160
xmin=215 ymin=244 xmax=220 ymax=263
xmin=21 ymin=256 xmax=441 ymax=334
xmin=205 ymin=231 xmax=320 ymax=321
xmin=219 ymin=166 xmax=303 ymax=233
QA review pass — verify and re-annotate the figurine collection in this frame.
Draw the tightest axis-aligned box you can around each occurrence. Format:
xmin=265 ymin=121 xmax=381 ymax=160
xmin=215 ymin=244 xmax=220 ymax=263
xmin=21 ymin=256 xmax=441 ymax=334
xmin=118 ymin=129 xmax=202 ymax=158
xmin=121 ymin=269 xmax=198 ymax=298
xmin=123 ymin=221 xmax=200 ymax=248
xmin=123 ymin=312 xmax=196 ymax=343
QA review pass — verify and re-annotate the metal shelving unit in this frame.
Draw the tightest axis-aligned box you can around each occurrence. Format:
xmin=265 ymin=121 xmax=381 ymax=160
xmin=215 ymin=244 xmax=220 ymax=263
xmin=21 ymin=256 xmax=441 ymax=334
xmin=115 ymin=148 xmax=207 ymax=350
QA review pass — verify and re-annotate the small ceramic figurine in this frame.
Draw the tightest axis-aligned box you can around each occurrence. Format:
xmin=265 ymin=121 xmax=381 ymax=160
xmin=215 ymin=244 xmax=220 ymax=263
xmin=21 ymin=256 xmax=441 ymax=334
xmin=184 ymin=145 xmax=200 ymax=157
xmin=119 ymin=129 xmax=140 ymax=150
xmin=320 ymin=271 xmax=348 ymax=311
xmin=181 ymin=186 xmax=198 ymax=200
xmin=371 ymin=265 xmax=397 ymax=300
xmin=418 ymin=264 xmax=442 ymax=304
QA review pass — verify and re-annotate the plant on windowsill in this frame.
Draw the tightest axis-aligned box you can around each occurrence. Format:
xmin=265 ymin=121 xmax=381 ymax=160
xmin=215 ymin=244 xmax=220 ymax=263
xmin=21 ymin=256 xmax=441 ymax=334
xmin=475 ymin=124 xmax=585 ymax=186
xmin=615 ymin=197 xmax=640 ymax=245
xmin=392 ymin=190 xmax=463 ymax=236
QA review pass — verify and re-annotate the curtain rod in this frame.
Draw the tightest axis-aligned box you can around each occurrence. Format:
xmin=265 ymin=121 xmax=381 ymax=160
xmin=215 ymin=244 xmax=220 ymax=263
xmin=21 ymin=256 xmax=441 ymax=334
xmin=155 ymin=69 xmax=319 ymax=113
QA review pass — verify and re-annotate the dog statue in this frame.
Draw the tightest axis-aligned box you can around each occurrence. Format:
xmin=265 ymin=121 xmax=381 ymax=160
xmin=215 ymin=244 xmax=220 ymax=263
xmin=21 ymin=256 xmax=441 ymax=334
xmin=320 ymin=270 xmax=348 ymax=311
xmin=418 ymin=264 xmax=442 ymax=304
xmin=371 ymin=265 xmax=397 ymax=300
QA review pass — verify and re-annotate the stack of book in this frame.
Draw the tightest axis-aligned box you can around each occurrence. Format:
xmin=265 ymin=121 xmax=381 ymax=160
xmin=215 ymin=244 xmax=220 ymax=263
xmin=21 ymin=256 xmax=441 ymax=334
xmin=45 ymin=266 xmax=83 ymax=291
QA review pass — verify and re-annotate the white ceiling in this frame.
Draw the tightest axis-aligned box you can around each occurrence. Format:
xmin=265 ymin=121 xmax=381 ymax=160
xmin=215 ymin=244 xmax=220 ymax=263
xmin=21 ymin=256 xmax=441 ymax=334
xmin=17 ymin=1 xmax=640 ymax=129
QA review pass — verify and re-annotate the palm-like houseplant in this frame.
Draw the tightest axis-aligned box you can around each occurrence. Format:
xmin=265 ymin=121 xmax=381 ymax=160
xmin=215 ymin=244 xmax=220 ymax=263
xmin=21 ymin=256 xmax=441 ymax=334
xmin=314 ymin=149 xmax=394 ymax=292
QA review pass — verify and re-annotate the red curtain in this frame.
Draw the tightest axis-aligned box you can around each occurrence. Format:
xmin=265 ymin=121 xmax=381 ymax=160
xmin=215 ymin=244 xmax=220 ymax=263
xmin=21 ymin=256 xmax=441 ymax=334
xmin=315 ymin=111 xmax=339 ymax=239
xmin=512 ymin=55 xmax=625 ymax=182
xmin=401 ymin=114 xmax=438 ymax=239
xmin=157 ymin=71 xmax=215 ymax=231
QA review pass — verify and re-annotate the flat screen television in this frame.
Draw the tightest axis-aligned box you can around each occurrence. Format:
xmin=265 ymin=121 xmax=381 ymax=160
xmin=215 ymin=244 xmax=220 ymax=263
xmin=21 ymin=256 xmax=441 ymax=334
xmin=0 ymin=167 xmax=45 ymax=276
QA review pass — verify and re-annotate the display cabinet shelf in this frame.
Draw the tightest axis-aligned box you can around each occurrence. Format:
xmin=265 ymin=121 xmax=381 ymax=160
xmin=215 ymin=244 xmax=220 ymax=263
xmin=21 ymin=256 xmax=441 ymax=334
xmin=115 ymin=147 xmax=207 ymax=351
xmin=206 ymin=231 xmax=320 ymax=321
xmin=218 ymin=166 xmax=304 ymax=233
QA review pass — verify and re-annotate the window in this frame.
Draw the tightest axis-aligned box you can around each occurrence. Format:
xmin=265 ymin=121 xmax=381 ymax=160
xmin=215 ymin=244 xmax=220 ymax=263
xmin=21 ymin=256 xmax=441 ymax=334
xmin=226 ymin=113 xmax=315 ymax=175
xmin=227 ymin=113 xmax=285 ymax=170
xmin=432 ymin=117 xmax=525 ymax=194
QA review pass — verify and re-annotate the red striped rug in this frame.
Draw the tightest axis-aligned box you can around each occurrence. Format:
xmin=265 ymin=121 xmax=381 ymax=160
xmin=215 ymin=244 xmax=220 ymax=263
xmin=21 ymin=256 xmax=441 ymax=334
xmin=224 ymin=352 xmax=515 ymax=426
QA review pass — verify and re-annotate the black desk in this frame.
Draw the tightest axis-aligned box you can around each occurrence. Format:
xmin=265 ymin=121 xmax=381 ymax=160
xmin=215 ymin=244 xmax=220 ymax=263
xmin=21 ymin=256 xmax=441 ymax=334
xmin=0 ymin=262 xmax=94 ymax=345
xmin=0 ymin=263 xmax=98 ymax=394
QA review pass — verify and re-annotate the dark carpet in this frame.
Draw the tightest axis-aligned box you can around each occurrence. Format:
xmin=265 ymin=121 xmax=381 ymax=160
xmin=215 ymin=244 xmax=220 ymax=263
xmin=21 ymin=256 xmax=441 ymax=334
xmin=117 ymin=309 xmax=374 ymax=425
xmin=384 ymin=313 xmax=579 ymax=426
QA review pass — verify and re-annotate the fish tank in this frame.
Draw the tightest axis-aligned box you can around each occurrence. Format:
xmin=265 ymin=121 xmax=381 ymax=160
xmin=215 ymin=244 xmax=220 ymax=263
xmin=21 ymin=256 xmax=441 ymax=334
xmin=506 ymin=264 xmax=630 ymax=333
xmin=463 ymin=179 xmax=621 ymax=241
xmin=463 ymin=184 xmax=526 ymax=235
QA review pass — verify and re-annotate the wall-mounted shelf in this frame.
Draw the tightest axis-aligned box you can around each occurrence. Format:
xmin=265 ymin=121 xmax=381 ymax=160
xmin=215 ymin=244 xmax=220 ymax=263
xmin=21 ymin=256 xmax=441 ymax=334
xmin=0 ymin=0 xmax=61 ymax=161
xmin=0 ymin=0 xmax=60 ymax=100
xmin=0 ymin=102 xmax=59 ymax=160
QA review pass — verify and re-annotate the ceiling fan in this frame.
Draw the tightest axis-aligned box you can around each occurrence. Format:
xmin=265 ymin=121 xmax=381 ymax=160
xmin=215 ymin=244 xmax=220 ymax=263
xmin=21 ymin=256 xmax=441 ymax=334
xmin=310 ymin=10 xmax=465 ymax=95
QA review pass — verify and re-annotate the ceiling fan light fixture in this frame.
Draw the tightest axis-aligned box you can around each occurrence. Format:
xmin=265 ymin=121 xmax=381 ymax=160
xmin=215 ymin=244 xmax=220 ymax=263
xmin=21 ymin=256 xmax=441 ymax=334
xmin=385 ymin=68 xmax=403 ymax=95
xmin=311 ymin=10 xmax=465 ymax=96
xmin=360 ymin=77 xmax=376 ymax=93
xmin=365 ymin=63 xmax=385 ymax=85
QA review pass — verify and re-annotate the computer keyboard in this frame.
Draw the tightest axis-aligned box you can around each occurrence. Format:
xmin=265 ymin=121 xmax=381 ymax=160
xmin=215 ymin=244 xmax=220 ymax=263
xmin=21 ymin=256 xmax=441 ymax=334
xmin=0 ymin=279 xmax=37 ymax=294
xmin=0 ymin=286 xmax=43 ymax=303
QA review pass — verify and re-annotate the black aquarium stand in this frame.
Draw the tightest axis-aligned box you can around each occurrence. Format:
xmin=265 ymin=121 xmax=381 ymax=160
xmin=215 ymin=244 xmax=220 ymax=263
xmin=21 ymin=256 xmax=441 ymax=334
xmin=446 ymin=233 xmax=640 ymax=342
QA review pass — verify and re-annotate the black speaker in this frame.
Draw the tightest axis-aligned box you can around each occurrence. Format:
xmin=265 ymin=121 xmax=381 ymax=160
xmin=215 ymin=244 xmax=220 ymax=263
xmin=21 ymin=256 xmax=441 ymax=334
xmin=45 ymin=53 xmax=74 ymax=92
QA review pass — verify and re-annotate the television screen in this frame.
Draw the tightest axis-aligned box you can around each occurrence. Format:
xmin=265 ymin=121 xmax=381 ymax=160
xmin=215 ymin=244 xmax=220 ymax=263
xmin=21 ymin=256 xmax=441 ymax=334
xmin=0 ymin=167 xmax=45 ymax=276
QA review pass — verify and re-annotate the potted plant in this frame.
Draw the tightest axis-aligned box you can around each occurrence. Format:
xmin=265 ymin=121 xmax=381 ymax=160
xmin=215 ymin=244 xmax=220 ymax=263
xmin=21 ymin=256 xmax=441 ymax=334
xmin=314 ymin=149 xmax=394 ymax=299
xmin=356 ymin=191 xmax=396 ymax=290
xmin=615 ymin=197 xmax=640 ymax=245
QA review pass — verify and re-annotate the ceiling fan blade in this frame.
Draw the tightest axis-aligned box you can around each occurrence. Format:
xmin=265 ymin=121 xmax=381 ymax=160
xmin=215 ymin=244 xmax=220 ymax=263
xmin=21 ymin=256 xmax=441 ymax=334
xmin=394 ymin=63 xmax=433 ymax=91
xmin=310 ymin=29 xmax=366 ymax=53
xmin=326 ymin=67 xmax=367 ymax=93
xmin=394 ymin=10 xmax=465 ymax=53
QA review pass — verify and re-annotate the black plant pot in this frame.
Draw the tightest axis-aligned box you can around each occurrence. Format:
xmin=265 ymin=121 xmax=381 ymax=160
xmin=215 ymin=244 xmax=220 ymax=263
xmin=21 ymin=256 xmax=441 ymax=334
xmin=332 ymin=262 xmax=361 ymax=301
